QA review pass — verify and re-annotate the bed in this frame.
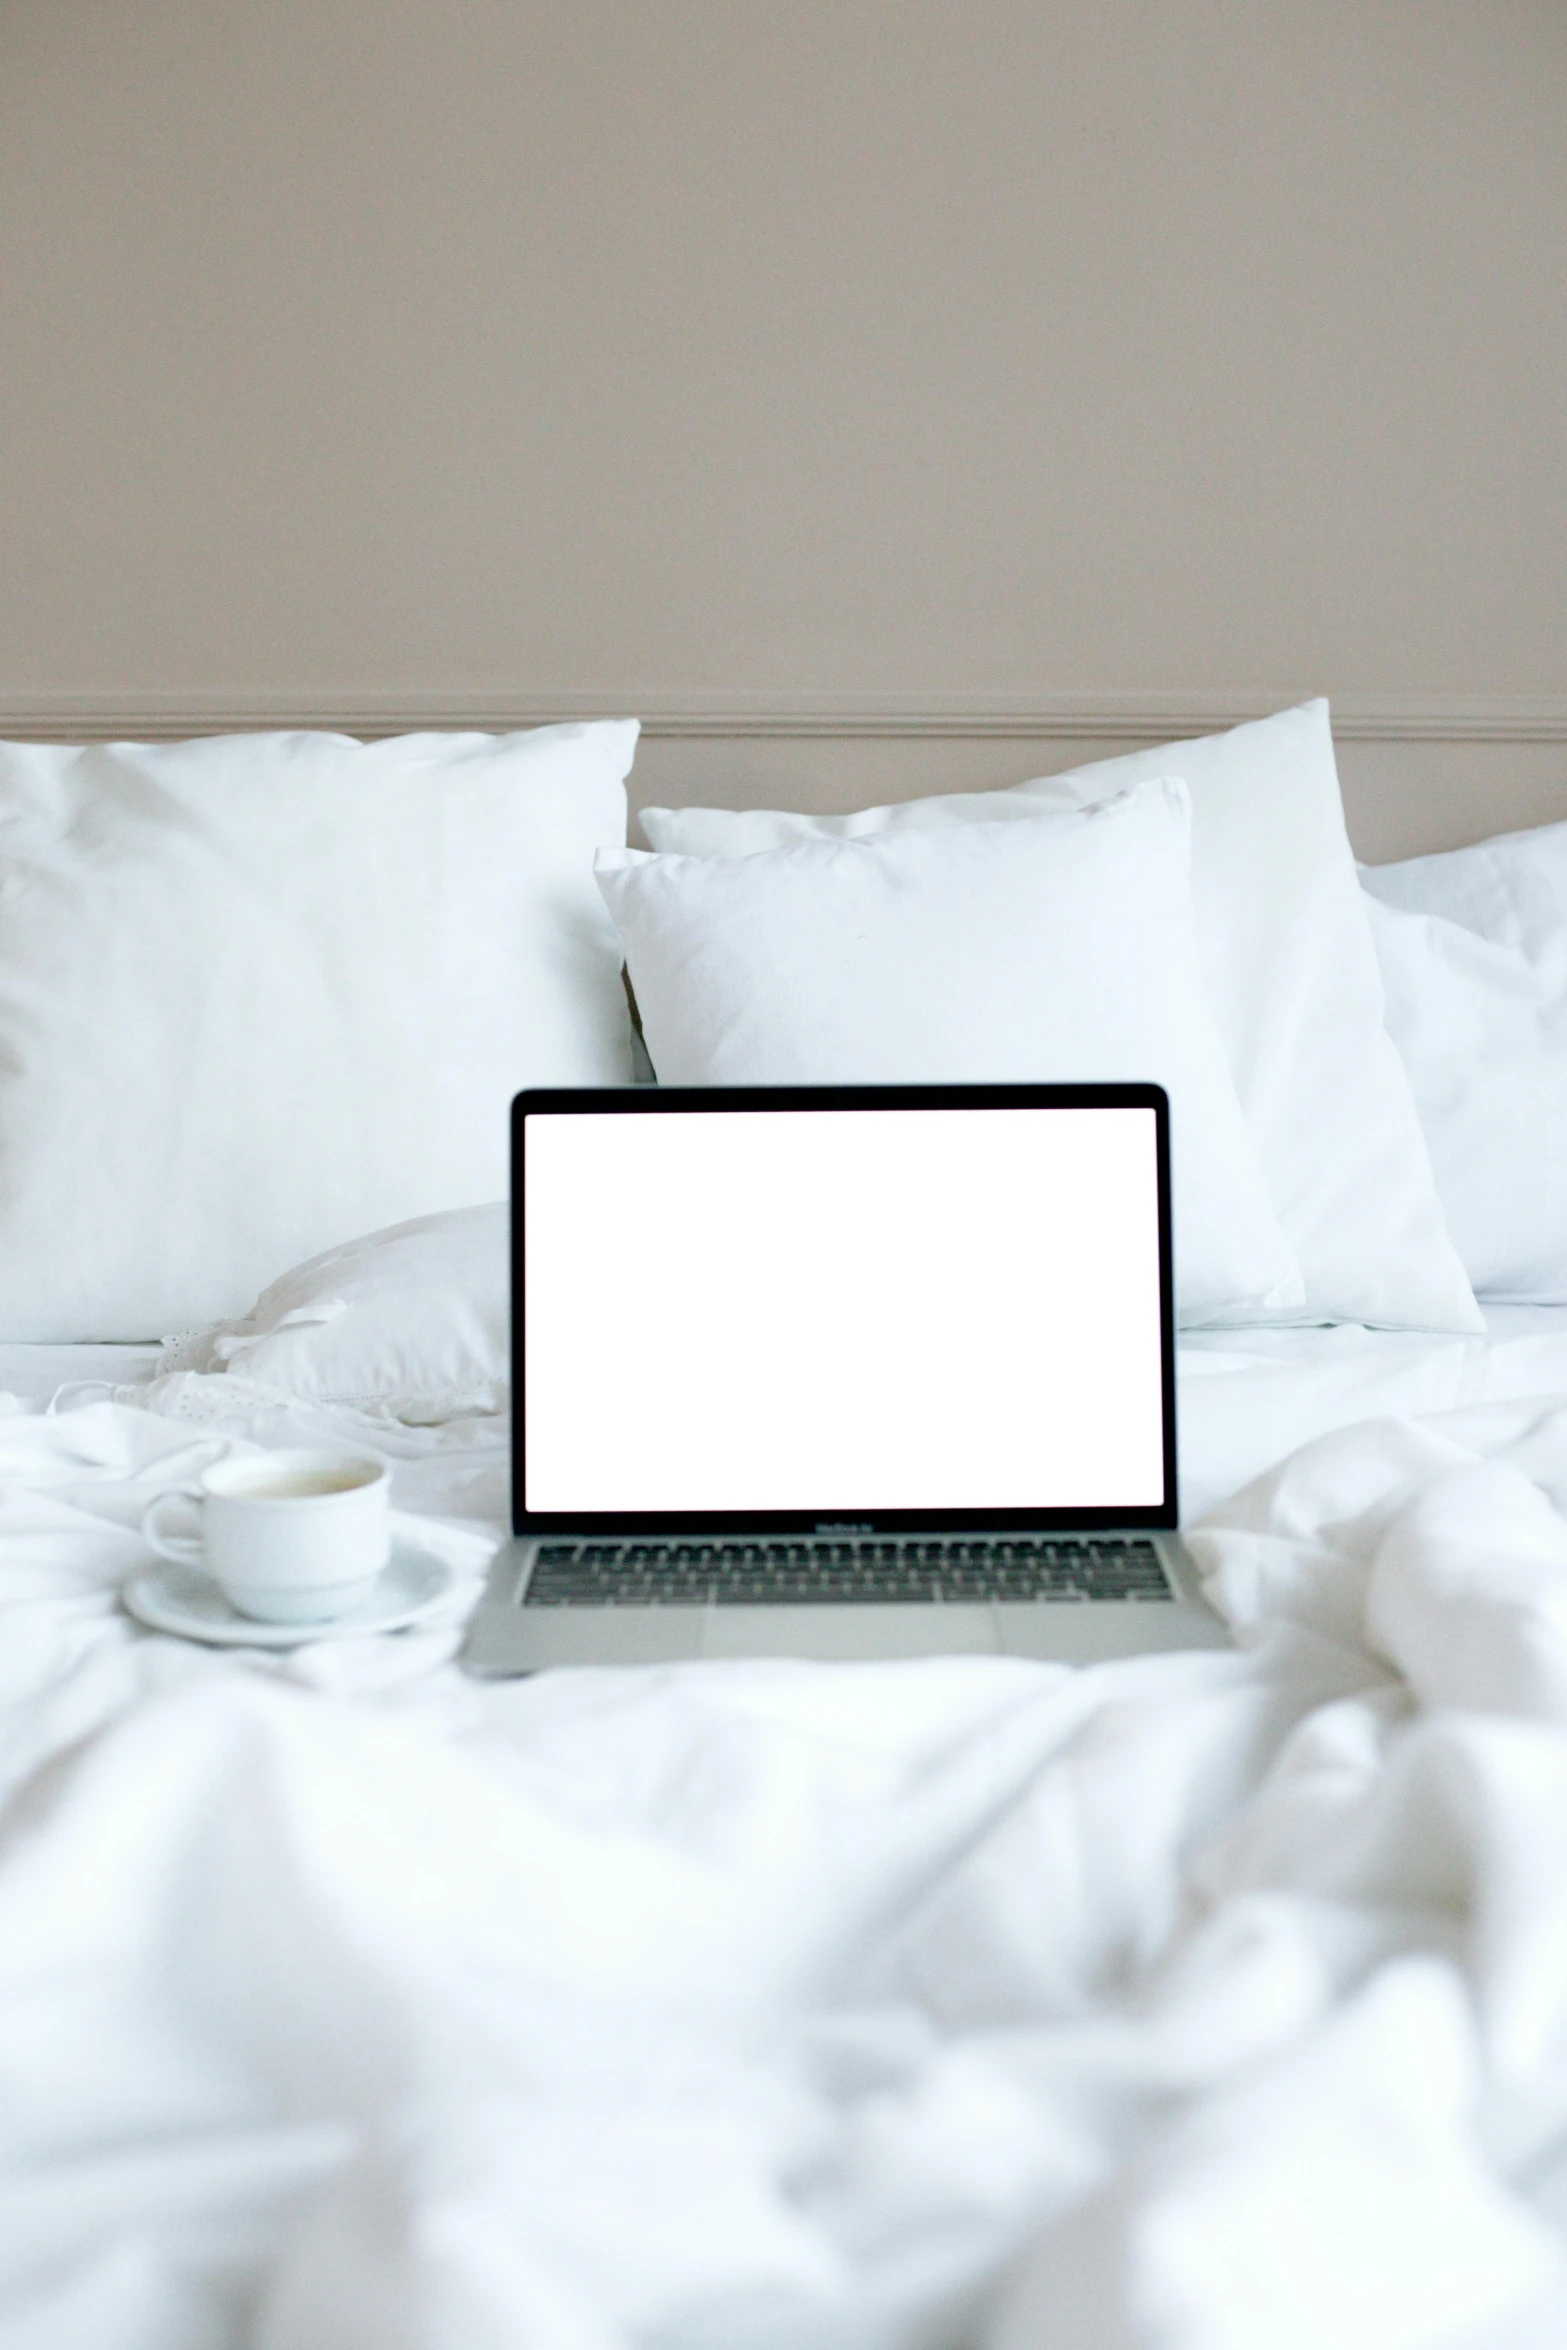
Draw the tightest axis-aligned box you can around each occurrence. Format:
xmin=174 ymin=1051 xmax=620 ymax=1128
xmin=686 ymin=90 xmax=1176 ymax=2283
xmin=5 ymin=707 xmax=1567 ymax=2349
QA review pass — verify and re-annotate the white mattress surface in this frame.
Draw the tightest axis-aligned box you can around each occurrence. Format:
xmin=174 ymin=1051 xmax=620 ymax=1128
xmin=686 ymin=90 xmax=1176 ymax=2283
xmin=9 ymin=1305 xmax=1567 ymax=1523
xmin=0 ymin=1340 xmax=161 ymax=1409
xmin=1475 ymin=1302 xmax=1567 ymax=1338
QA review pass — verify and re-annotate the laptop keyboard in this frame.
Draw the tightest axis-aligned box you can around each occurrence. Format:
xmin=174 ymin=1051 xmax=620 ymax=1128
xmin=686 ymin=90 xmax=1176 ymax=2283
xmin=523 ymin=1535 xmax=1173 ymax=1607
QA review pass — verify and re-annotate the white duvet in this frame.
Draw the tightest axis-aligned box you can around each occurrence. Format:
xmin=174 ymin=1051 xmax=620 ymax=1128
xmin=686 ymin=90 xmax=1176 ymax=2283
xmin=9 ymin=1343 xmax=1567 ymax=2346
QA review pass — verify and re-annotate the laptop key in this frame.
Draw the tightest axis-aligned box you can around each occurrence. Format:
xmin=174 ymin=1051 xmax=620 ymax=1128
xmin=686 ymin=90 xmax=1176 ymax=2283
xmin=523 ymin=1536 xmax=1173 ymax=1607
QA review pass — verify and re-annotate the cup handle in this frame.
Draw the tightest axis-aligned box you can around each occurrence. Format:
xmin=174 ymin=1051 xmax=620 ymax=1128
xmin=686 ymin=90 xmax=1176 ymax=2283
xmin=141 ymin=1490 xmax=206 ymax=1567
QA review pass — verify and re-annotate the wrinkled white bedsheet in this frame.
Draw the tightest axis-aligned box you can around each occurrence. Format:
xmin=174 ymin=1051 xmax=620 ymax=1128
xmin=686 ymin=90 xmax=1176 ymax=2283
xmin=1178 ymin=1304 xmax=1567 ymax=1517
xmin=8 ymin=1329 xmax=1567 ymax=2346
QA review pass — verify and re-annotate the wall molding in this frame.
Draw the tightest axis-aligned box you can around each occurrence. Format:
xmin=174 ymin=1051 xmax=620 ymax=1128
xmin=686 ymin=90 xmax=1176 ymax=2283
xmin=0 ymin=690 xmax=1565 ymax=745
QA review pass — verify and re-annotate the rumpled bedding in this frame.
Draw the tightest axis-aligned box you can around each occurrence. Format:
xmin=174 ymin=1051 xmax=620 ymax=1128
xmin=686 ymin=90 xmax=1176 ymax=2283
xmin=9 ymin=1360 xmax=1567 ymax=2344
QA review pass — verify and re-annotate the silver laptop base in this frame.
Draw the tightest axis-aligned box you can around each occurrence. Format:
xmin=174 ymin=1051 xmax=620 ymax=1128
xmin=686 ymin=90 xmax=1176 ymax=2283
xmin=461 ymin=1532 xmax=1229 ymax=1673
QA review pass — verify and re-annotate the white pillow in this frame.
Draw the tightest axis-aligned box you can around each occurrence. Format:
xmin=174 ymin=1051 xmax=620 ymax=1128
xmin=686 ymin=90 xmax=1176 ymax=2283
xmin=1362 ymin=822 xmax=1567 ymax=1301
xmin=0 ymin=723 xmax=636 ymax=1339
xmin=598 ymin=780 xmax=1304 ymax=1327
xmin=643 ymin=702 xmax=1481 ymax=1335
xmin=1361 ymin=817 xmax=1567 ymax=942
xmin=159 ymin=1205 xmax=508 ymax=1420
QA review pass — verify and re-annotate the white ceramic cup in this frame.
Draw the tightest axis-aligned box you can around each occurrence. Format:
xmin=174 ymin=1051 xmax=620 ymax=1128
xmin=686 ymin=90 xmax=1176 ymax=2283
xmin=140 ymin=1449 xmax=392 ymax=1623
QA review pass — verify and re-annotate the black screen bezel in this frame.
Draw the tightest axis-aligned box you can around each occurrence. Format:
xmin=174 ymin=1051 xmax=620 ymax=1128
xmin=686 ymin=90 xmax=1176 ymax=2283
xmin=513 ymin=1083 xmax=1178 ymax=1536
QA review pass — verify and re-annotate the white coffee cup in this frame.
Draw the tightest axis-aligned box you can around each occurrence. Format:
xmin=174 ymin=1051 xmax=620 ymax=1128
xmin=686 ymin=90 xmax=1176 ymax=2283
xmin=140 ymin=1449 xmax=392 ymax=1623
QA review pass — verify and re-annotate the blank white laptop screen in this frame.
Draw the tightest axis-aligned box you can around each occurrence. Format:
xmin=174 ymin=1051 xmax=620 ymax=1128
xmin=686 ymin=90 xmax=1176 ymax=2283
xmin=522 ymin=1104 xmax=1167 ymax=1517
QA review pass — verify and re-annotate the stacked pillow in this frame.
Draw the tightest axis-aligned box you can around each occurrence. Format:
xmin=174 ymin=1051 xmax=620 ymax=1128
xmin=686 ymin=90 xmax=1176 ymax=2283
xmin=629 ymin=702 xmax=1481 ymax=1333
xmin=602 ymin=779 xmax=1301 ymax=1326
xmin=0 ymin=723 xmax=636 ymax=1338
xmin=0 ymin=701 xmax=1501 ymax=1347
xmin=1362 ymin=822 xmax=1567 ymax=1302
xmin=158 ymin=1205 xmax=509 ymax=1422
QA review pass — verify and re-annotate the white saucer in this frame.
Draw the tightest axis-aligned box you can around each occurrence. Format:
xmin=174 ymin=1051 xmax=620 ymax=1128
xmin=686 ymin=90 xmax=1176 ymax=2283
xmin=123 ymin=1541 xmax=459 ymax=1647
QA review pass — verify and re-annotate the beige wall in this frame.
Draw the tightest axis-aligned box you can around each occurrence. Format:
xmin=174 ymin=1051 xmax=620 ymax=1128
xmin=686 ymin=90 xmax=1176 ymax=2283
xmin=2 ymin=2 xmax=1564 ymax=851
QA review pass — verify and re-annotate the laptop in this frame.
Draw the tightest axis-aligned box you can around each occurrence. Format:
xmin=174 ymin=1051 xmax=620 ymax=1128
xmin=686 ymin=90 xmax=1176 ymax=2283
xmin=461 ymin=1083 xmax=1230 ymax=1674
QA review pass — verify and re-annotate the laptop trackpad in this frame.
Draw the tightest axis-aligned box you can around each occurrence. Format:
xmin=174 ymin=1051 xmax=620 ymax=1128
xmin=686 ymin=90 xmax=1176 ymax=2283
xmin=699 ymin=1605 xmax=1001 ymax=1660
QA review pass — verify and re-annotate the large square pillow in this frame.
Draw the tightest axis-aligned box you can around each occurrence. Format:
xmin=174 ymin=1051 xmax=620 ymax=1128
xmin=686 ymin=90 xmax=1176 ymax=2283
xmin=642 ymin=702 xmax=1481 ymax=1334
xmin=1362 ymin=821 xmax=1567 ymax=1301
xmin=0 ymin=722 xmax=636 ymax=1339
xmin=599 ymin=779 xmax=1304 ymax=1327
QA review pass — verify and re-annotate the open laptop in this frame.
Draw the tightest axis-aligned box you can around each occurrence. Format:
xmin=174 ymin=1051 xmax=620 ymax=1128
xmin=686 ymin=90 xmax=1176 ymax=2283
xmin=461 ymin=1083 xmax=1229 ymax=1674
